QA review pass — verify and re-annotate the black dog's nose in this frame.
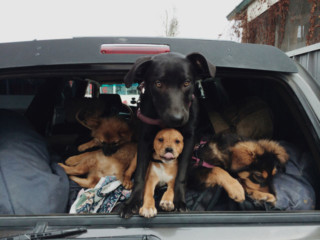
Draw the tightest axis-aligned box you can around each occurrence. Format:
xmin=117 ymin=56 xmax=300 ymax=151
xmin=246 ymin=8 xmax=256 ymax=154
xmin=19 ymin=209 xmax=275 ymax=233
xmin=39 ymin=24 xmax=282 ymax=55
xmin=165 ymin=147 xmax=173 ymax=153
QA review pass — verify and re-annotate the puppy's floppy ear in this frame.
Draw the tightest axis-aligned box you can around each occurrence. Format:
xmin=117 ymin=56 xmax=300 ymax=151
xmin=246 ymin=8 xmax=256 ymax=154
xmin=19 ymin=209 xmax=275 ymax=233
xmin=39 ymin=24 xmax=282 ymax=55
xmin=230 ymin=141 xmax=263 ymax=171
xmin=258 ymin=140 xmax=289 ymax=166
xmin=85 ymin=117 xmax=101 ymax=130
xmin=76 ymin=111 xmax=101 ymax=130
xmin=124 ymin=56 xmax=152 ymax=88
xmin=187 ymin=52 xmax=216 ymax=79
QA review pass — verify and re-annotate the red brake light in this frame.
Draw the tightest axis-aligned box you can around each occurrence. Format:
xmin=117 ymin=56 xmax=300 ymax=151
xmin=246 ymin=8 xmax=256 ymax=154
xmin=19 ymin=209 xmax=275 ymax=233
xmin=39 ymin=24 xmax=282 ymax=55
xmin=100 ymin=44 xmax=170 ymax=54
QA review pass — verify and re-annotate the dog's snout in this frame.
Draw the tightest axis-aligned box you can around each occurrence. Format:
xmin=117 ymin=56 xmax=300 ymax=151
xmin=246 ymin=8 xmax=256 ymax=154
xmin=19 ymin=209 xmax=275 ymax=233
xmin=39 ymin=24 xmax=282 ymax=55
xmin=165 ymin=147 xmax=173 ymax=153
xmin=167 ymin=113 xmax=184 ymax=127
xmin=102 ymin=142 xmax=119 ymax=156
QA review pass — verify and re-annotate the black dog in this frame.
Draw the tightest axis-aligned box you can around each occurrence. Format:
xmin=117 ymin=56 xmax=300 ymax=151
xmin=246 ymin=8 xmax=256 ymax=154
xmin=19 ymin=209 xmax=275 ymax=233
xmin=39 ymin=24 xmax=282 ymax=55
xmin=120 ymin=52 xmax=216 ymax=218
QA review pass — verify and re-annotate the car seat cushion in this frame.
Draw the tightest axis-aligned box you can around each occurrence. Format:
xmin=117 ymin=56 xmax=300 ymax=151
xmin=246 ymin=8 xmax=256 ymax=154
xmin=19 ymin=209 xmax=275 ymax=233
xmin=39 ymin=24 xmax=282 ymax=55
xmin=0 ymin=109 xmax=69 ymax=214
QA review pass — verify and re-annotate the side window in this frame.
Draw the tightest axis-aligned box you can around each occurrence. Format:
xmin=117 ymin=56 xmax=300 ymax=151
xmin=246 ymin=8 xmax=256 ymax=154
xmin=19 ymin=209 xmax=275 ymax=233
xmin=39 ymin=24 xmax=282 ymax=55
xmin=0 ymin=79 xmax=43 ymax=113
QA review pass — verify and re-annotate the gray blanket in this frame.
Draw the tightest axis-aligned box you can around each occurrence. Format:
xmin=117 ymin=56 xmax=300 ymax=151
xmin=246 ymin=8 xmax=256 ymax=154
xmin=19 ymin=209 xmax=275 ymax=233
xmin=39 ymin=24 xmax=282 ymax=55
xmin=0 ymin=110 xmax=69 ymax=214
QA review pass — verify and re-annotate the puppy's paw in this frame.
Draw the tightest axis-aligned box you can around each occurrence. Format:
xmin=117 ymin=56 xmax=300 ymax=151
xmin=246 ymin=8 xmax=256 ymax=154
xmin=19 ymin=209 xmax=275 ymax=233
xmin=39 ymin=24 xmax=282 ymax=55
xmin=173 ymin=186 xmax=188 ymax=212
xmin=58 ymin=163 xmax=67 ymax=171
xmin=139 ymin=205 xmax=157 ymax=218
xmin=77 ymin=144 xmax=88 ymax=152
xmin=65 ymin=156 xmax=80 ymax=166
xmin=265 ymin=195 xmax=277 ymax=206
xmin=225 ymin=179 xmax=246 ymax=202
xmin=249 ymin=191 xmax=276 ymax=205
xmin=266 ymin=194 xmax=277 ymax=204
xmin=173 ymin=200 xmax=188 ymax=212
xmin=160 ymin=200 xmax=174 ymax=212
xmin=69 ymin=175 xmax=77 ymax=181
xmin=120 ymin=199 xmax=142 ymax=218
xmin=122 ymin=179 xmax=133 ymax=190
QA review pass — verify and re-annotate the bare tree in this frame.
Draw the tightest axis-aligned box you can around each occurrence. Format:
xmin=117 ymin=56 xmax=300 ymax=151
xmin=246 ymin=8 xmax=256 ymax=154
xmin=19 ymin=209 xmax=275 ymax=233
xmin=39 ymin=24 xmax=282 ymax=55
xmin=163 ymin=8 xmax=179 ymax=37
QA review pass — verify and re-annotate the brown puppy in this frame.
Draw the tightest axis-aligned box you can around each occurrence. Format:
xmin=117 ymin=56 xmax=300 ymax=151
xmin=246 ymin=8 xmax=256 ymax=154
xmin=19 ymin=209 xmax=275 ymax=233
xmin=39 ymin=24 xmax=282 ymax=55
xmin=59 ymin=115 xmax=137 ymax=189
xmin=191 ymin=133 xmax=289 ymax=205
xmin=139 ymin=129 xmax=184 ymax=218
xmin=75 ymin=112 xmax=133 ymax=155
xmin=231 ymin=139 xmax=288 ymax=204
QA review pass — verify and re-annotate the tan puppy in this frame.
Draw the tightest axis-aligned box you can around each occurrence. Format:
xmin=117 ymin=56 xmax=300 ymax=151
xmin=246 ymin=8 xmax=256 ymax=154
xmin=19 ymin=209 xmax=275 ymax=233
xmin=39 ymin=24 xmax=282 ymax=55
xmin=58 ymin=116 xmax=137 ymax=189
xmin=139 ymin=129 xmax=184 ymax=218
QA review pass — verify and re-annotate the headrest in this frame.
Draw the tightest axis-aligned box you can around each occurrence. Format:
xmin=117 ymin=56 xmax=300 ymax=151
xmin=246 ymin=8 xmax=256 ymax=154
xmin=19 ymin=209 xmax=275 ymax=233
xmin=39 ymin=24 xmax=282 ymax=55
xmin=64 ymin=94 xmax=131 ymax=123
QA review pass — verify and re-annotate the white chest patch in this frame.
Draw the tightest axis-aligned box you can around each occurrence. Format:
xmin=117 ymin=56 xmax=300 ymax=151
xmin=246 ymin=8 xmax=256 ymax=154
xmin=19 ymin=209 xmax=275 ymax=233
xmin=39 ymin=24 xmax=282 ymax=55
xmin=152 ymin=164 xmax=173 ymax=185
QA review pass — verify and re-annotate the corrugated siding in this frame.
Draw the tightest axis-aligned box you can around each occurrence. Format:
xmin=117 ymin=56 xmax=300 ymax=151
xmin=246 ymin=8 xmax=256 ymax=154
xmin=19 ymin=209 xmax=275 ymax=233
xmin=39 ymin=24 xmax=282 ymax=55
xmin=290 ymin=48 xmax=320 ymax=84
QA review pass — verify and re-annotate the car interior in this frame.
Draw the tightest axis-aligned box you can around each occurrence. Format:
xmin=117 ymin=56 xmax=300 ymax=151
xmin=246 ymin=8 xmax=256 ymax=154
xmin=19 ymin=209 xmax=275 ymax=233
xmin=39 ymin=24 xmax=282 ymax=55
xmin=0 ymin=66 xmax=319 ymax=214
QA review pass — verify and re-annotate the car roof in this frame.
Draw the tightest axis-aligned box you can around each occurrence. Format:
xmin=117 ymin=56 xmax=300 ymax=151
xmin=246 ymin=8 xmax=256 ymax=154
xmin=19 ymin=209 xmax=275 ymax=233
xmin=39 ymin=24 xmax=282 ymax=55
xmin=0 ymin=37 xmax=298 ymax=73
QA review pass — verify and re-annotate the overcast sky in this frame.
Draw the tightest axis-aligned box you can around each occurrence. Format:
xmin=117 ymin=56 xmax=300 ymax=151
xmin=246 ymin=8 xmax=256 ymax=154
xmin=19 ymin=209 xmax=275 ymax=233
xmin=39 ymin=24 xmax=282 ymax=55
xmin=0 ymin=0 xmax=242 ymax=43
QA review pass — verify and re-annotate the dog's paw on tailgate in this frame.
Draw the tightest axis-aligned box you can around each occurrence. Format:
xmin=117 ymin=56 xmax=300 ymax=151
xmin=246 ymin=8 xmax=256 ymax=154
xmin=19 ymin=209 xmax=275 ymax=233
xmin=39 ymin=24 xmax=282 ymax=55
xmin=173 ymin=186 xmax=188 ymax=212
xmin=174 ymin=200 xmax=188 ymax=212
xmin=139 ymin=206 xmax=157 ymax=218
xmin=160 ymin=200 xmax=175 ymax=211
xmin=120 ymin=201 xmax=141 ymax=218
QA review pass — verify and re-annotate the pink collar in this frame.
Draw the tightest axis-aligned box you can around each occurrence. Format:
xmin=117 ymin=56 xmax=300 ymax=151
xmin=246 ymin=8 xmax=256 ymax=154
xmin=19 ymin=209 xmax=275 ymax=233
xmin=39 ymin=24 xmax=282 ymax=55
xmin=137 ymin=108 xmax=164 ymax=126
xmin=192 ymin=156 xmax=215 ymax=168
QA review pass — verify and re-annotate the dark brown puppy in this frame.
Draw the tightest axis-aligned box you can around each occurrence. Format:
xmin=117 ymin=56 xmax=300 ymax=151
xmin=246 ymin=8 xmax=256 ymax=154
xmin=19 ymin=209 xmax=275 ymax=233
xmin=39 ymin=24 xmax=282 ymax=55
xmin=231 ymin=139 xmax=288 ymax=204
xmin=59 ymin=116 xmax=137 ymax=189
xmin=139 ymin=129 xmax=184 ymax=218
xmin=191 ymin=133 xmax=289 ymax=204
xmin=121 ymin=52 xmax=216 ymax=218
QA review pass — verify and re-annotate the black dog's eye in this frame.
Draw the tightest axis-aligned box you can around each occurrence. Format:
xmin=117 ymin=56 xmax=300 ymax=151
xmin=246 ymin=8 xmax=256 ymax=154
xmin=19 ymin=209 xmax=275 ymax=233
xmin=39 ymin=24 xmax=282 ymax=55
xmin=184 ymin=80 xmax=191 ymax=87
xmin=158 ymin=138 xmax=164 ymax=142
xmin=155 ymin=80 xmax=162 ymax=88
xmin=175 ymin=139 xmax=180 ymax=144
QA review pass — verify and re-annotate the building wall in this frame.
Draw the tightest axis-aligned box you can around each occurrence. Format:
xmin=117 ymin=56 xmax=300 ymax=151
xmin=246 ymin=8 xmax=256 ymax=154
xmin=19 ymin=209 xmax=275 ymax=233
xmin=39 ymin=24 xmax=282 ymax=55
xmin=238 ymin=0 xmax=319 ymax=52
xmin=278 ymin=0 xmax=311 ymax=52
xmin=230 ymin=0 xmax=320 ymax=83
xmin=247 ymin=0 xmax=279 ymax=22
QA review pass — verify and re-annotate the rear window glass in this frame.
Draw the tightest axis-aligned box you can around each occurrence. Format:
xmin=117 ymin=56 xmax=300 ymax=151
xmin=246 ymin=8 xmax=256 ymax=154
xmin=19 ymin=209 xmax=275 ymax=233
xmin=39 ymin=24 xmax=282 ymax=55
xmin=85 ymin=83 xmax=139 ymax=106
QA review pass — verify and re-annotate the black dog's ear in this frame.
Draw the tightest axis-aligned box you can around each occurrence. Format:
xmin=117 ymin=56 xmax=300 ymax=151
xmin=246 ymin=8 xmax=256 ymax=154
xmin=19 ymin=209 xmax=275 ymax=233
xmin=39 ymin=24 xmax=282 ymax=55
xmin=187 ymin=52 xmax=216 ymax=79
xmin=124 ymin=56 xmax=152 ymax=88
